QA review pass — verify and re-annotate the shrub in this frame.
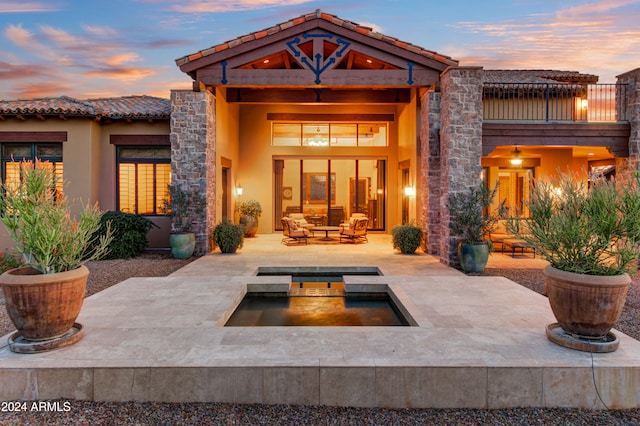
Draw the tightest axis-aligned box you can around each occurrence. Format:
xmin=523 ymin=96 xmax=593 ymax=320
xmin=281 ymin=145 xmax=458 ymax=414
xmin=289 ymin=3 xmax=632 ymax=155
xmin=0 ymin=251 xmax=23 ymax=273
xmin=507 ymin=169 xmax=640 ymax=275
xmin=391 ymin=222 xmax=424 ymax=254
xmin=161 ymin=184 xmax=207 ymax=233
xmin=448 ymin=183 xmax=502 ymax=244
xmin=213 ymin=219 xmax=244 ymax=253
xmin=93 ymin=211 xmax=157 ymax=259
xmin=0 ymin=161 xmax=111 ymax=273
xmin=235 ymin=200 xmax=262 ymax=218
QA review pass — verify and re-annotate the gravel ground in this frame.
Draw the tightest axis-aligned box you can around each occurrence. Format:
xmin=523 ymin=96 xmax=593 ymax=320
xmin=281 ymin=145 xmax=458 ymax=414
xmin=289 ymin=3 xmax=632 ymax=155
xmin=1 ymin=255 xmax=640 ymax=425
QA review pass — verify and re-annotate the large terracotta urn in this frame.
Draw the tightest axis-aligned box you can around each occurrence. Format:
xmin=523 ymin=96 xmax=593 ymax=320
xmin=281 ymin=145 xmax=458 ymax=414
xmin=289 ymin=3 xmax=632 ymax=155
xmin=0 ymin=265 xmax=88 ymax=341
xmin=239 ymin=215 xmax=258 ymax=238
xmin=544 ymin=265 xmax=630 ymax=339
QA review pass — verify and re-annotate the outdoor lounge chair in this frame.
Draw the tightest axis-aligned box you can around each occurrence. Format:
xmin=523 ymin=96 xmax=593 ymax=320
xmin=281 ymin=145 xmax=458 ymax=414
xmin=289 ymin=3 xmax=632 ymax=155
xmin=287 ymin=213 xmax=315 ymax=236
xmin=281 ymin=218 xmax=311 ymax=245
xmin=339 ymin=217 xmax=369 ymax=243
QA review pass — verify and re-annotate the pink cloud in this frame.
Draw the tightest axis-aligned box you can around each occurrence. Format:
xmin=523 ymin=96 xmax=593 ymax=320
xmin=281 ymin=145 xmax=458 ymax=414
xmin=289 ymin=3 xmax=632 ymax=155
xmin=0 ymin=2 xmax=59 ymax=13
xmin=450 ymin=1 xmax=640 ymax=82
xmin=84 ymin=67 xmax=157 ymax=82
xmin=8 ymin=81 xmax=72 ymax=99
xmin=172 ymin=0 xmax=312 ymax=13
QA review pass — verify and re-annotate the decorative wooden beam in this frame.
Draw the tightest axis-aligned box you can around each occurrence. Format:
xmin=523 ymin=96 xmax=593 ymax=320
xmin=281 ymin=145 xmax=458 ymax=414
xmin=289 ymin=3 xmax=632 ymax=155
xmin=227 ymin=88 xmax=410 ymax=103
xmin=109 ymin=134 xmax=170 ymax=145
xmin=196 ymin=68 xmax=439 ymax=88
xmin=0 ymin=131 xmax=67 ymax=143
xmin=482 ymin=157 xmax=541 ymax=167
xmin=482 ymin=122 xmax=631 ymax=157
xmin=267 ymin=113 xmax=395 ymax=122
xmin=36 ymin=114 xmax=45 ymax=121
xmin=16 ymin=115 xmax=25 ymax=121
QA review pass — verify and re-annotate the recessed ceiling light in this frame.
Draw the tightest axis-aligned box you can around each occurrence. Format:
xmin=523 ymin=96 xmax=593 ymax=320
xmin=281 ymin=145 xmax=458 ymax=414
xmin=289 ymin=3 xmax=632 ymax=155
xmin=366 ymin=59 xmax=373 ymax=64
xmin=263 ymin=59 xmax=270 ymax=64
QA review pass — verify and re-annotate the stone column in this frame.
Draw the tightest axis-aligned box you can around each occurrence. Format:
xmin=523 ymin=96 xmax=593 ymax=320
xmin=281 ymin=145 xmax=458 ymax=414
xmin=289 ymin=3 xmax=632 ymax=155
xmin=438 ymin=67 xmax=484 ymax=267
xmin=420 ymin=89 xmax=442 ymax=255
xmin=170 ymin=90 xmax=216 ymax=255
xmin=617 ymin=68 xmax=640 ymax=167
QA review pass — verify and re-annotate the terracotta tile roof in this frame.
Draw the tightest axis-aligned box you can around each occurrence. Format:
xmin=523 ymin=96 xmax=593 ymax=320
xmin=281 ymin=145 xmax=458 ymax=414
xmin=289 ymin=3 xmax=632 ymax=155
xmin=86 ymin=96 xmax=171 ymax=120
xmin=175 ymin=9 xmax=458 ymax=68
xmin=0 ymin=95 xmax=170 ymax=120
xmin=484 ymin=70 xmax=599 ymax=84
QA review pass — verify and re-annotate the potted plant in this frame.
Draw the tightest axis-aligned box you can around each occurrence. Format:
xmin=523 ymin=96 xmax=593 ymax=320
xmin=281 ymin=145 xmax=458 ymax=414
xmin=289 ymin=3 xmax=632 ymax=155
xmin=0 ymin=161 xmax=112 ymax=353
xmin=447 ymin=182 xmax=502 ymax=273
xmin=507 ymin=169 xmax=640 ymax=352
xmin=391 ymin=222 xmax=424 ymax=254
xmin=235 ymin=200 xmax=262 ymax=237
xmin=212 ymin=219 xmax=244 ymax=253
xmin=162 ymin=184 xmax=206 ymax=259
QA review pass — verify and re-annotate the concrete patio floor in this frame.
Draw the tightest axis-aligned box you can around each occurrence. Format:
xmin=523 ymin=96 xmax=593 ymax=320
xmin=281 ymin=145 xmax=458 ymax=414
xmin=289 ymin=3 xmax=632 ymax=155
xmin=1 ymin=233 xmax=639 ymax=409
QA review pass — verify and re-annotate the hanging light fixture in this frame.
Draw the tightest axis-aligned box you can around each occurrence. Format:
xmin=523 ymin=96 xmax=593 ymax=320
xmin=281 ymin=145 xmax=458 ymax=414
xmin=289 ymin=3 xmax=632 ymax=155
xmin=510 ymin=145 xmax=523 ymax=166
xmin=308 ymin=126 xmax=328 ymax=146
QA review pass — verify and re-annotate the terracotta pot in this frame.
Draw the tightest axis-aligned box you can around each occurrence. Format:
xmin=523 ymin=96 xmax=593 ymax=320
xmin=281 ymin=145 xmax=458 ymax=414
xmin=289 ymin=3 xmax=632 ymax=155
xmin=169 ymin=232 xmax=196 ymax=259
xmin=544 ymin=265 xmax=630 ymax=339
xmin=0 ymin=265 xmax=88 ymax=341
xmin=240 ymin=215 xmax=258 ymax=237
xmin=457 ymin=241 xmax=490 ymax=273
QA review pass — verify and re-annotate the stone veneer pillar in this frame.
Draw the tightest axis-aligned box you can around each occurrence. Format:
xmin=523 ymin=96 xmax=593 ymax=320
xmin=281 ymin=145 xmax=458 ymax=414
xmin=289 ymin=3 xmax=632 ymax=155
xmin=420 ymin=89 xmax=442 ymax=255
xmin=617 ymin=68 xmax=640 ymax=167
xmin=170 ymin=90 xmax=216 ymax=255
xmin=438 ymin=67 xmax=484 ymax=267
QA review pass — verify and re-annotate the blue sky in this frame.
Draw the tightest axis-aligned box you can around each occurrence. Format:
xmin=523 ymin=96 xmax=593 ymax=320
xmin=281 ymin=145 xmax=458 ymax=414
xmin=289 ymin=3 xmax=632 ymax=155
xmin=0 ymin=0 xmax=638 ymax=100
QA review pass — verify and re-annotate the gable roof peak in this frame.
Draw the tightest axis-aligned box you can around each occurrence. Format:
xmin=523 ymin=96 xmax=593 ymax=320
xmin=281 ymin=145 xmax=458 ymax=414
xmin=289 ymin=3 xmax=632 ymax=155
xmin=175 ymin=9 xmax=457 ymax=69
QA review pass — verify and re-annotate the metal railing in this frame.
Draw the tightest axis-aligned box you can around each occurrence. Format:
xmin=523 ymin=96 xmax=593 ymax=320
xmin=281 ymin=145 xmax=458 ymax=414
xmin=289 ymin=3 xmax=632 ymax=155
xmin=483 ymin=83 xmax=627 ymax=122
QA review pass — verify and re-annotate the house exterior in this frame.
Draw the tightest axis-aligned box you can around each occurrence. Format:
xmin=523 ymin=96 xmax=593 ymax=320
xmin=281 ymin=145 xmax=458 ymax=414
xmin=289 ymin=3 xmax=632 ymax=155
xmin=1 ymin=10 xmax=639 ymax=267
xmin=0 ymin=96 xmax=172 ymax=248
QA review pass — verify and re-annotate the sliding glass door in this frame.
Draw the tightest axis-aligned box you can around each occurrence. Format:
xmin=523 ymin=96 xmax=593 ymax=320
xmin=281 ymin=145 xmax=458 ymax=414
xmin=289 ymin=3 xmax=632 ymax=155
xmin=275 ymin=158 xmax=386 ymax=230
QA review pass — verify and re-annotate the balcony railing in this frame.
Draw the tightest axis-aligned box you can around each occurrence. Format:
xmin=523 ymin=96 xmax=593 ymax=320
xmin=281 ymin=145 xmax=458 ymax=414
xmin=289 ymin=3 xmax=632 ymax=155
xmin=483 ymin=83 xmax=627 ymax=122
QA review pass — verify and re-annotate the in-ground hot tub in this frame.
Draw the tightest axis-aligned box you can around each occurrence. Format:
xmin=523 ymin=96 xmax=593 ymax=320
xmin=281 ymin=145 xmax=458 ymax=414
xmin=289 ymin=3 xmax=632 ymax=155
xmin=224 ymin=266 xmax=415 ymax=326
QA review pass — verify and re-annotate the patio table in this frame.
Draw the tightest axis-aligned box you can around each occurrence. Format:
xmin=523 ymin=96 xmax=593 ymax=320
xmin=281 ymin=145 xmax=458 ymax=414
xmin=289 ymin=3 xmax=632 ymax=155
xmin=312 ymin=226 xmax=340 ymax=241
xmin=504 ymin=238 xmax=536 ymax=258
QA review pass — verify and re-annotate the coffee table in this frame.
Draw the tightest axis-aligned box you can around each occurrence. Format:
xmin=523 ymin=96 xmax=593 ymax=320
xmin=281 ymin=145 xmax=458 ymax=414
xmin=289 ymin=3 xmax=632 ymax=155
xmin=312 ymin=226 xmax=340 ymax=241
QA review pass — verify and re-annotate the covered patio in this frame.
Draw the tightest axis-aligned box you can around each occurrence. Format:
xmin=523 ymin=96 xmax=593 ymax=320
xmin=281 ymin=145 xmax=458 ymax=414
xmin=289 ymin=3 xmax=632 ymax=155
xmin=1 ymin=234 xmax=638 ymax=409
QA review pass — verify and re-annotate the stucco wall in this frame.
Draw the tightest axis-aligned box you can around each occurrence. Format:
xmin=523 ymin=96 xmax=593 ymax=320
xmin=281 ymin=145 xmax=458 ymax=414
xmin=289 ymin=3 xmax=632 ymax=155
xmin=214 ymin=88 xmax=240 ymax=226
xmin=397 ymin=91 xmax=418 ymax=224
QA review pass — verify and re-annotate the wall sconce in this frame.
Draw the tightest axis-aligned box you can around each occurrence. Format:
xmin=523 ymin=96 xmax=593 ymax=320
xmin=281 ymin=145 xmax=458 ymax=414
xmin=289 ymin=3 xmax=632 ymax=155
xmin=236 ymin=185 xmax=243 ymax=196
xmin=510 ymin=146 xmax=523 ymax=166
xmin=580 ymin=98 xmax=588 ymax=109
xmin=404 ymin=186 xmax=415 ymax=197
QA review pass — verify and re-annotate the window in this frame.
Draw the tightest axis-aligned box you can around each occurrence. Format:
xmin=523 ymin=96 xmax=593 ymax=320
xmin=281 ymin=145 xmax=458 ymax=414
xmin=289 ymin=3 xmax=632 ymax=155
xmin=117 ymin=146 xmax=170 ymax=215
xmin=1 ymin=143 xmax=63 ymax=193
xmin=272 ymin=123 xmax=387 ymax=147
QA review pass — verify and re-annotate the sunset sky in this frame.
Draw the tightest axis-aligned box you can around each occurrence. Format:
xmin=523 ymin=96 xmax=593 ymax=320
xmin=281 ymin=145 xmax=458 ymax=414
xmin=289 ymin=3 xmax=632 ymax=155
xmin=0 ymin=0 xmax=638 ymax=100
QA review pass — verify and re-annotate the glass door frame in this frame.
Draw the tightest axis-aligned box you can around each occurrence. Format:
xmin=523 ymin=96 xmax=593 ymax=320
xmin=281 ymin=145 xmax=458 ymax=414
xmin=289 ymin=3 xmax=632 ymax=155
xmin=274 ymin=156 xmax=387 ymax=231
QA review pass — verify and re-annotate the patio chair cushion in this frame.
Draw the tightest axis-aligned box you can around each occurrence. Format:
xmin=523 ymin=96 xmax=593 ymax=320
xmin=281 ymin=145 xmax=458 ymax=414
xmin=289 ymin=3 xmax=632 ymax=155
xmin=288 ymin=213 xmax=314 ymax=229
